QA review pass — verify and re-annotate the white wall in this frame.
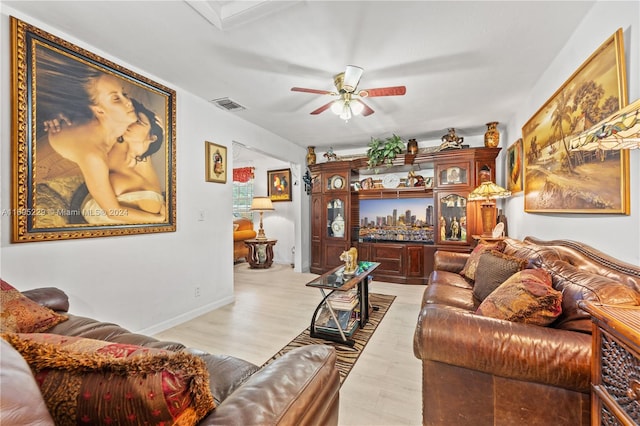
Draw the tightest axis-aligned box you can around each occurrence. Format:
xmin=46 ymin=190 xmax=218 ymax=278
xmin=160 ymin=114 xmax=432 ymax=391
xmin=503 ymin=1 xmax=640 ymax=266
xmin=0 ymin=6 xmax=306 ymax=334
xmin=235 ymin=155 xmax=298 ymax=266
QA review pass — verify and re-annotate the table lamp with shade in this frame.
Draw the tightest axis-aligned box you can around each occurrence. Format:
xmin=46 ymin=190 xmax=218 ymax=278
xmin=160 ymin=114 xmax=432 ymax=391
xmin=250 ymin=196 xmax=274 ymax=240
xmin=468 ymin=181 xmax=511 ymax=237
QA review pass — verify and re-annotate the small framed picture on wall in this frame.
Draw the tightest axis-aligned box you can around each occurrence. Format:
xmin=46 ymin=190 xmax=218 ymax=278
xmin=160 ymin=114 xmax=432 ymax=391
xmin=205 ymin=142 xmax=227 ymax=183
xmin=267 ymin=168 xmax=292 ymax=202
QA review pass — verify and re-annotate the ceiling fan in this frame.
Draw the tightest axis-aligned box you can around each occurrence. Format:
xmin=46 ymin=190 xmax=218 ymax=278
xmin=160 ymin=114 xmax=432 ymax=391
xmin=291 ymin=65 xmax=406 ymax=120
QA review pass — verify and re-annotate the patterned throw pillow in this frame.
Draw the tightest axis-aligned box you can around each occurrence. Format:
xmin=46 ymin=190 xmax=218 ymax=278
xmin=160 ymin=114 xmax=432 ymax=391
xmin=2 ymin=333 xmax=215 ymax=426
xmin=472 ymin=251 xmax=529 ymax=301
xmin=460 ymin=240 xmax=507 ymax=281
xmin=0 ymin=339 xmax=55 ymax=425
xmin=476 ymin=268 xmax=563 ymax=326
xmin=0 ymin=279 xmax=68 ymax=333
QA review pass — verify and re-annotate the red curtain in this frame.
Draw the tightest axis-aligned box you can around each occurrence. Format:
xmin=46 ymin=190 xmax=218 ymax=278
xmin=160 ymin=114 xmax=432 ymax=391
xmin=233 ymin=167 xmax=254 ymax=183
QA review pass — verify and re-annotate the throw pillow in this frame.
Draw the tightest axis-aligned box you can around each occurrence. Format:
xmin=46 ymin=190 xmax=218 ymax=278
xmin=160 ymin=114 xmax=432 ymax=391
xmin=473 ymin=251 xmax=528 ymax=301
xmin=2 ymin=333 xmax=215 ymax=426
xmin=0 ymin=339 xmax=55 ymax=425
xmin=233 ymin=223 xmax=240 ymax=231
xmin=460 ymin=240 xmax=507 ymax=281
xmin=476 ymin=268 xmax=563 ymax=326
xmin=0 ymin=279 xmax=68 ymax=333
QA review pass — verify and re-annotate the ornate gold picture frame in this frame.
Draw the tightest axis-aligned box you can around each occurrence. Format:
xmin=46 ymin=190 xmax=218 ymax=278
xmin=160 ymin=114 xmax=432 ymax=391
xmin=205 ymin=142 xmax=227 ymax=183
xmin=522 ymin=28 xmax=629 ymax=214
xmin=11 ymin=17 xmax=177 ymax=242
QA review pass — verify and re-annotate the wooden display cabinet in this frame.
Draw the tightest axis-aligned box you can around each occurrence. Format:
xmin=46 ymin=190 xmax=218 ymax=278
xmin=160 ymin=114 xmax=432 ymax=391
xmin=309 ymin=162 xmax=357 ymax=274
xmin=309 ymin=147 xmax=500 ymax=282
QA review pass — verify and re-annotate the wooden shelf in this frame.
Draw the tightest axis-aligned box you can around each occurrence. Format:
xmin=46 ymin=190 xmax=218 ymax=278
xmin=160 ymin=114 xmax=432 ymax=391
xmin=354 ymin=187 xmax=433 ymax=199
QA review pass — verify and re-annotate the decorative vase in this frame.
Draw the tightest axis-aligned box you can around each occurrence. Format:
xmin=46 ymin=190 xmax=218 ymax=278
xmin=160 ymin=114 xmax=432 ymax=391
xmin=331 ymin=213 xmax=345 ymax=238
xmin=257 ymin=244 xmax=267 ymax=264
xmin=484 ymin=122 xmax=500 ymax=147
xmin=306 ymin=146 xmax=316 ymax=165
xmin=407 ymin=138 xmax=418 ymax=155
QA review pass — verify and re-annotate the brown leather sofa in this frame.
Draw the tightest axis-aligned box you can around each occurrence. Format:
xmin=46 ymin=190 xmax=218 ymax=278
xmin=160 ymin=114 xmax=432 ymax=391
xmin=413 ymin=237 xmax=640 ymax=426
xmin=16 ymin=287 xmax=340 ymax=426
xmin=234 ymin=217 xmax=257 ymax=262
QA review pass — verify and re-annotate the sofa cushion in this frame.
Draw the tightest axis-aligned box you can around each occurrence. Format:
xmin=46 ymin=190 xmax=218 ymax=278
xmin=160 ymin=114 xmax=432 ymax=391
xmin=476 ymin=268 xmax=563 ymax=326
xmin=422 ymin=283 xmax=476 ymax=311
xmin=472 ymin=251 xmax=528 ymax=301
xmin=0 ymin=339 xmax=55 ymax=426
xmin=548 ymin=259 xmax=640 ymax=333
xmin=0 ymin=279 xmax=68 ymax=333
xmin=502 ymin=238 xmax=560 ymax=268
xmin=460 ymin=240 xmax=507 ymax=281
xmin=2 ymin=333 xmax=215 ymax=426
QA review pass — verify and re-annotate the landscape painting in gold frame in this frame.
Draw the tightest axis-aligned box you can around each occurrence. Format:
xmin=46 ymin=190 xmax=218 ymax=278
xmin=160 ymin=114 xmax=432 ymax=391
xmin=11 ymin=17 xmax=176 ymax=243
xmin=522 ymin=28 xmax=629 ymax=214
xmin=205 ymin=142 xmax=227 ymax=183
xmin=506 ymin=138 xmax=523 ymax=194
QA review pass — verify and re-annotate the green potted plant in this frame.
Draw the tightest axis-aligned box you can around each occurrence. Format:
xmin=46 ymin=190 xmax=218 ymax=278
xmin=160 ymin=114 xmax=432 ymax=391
xmin=366 ymin=134 xmax=406 ymax=169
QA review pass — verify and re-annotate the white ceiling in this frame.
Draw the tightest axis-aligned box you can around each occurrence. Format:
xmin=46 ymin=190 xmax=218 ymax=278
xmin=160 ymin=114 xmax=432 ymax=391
xmin=5 ymin=0 xmax=597 ymax=152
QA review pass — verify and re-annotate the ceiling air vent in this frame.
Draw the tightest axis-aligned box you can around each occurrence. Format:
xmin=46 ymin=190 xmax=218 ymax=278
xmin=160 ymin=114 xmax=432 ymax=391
xmin=210 ymin=97 xmax=246 ymax=112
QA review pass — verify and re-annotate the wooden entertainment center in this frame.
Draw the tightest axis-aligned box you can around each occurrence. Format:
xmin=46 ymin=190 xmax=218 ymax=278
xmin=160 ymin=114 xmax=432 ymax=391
xmin=308 ymin=147 xmax=500 ymax=284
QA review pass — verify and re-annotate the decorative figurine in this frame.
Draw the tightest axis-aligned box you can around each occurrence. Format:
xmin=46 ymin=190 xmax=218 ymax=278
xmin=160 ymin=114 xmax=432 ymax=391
xmin=339 ymin=247 xmax=358 ymax=276
xmin=302 ymin=170 xmax=313 ymax=195
xmin=407 ymin=170 xmax=425 ymax=187
xmin=450 ymin=217 xmax=460 ymax=240
xmin=407 ymin=138 xmax=419 ymax=154
xmin=439 ymin=128 xmax=464 ymax=150
xmin=323 ymin=147 xmax=338 ymax=161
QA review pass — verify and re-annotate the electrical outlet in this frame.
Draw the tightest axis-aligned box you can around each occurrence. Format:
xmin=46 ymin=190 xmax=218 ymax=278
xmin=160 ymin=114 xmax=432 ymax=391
xmin=194 ymin=287 xmax=201 ymax=297
xmin=198 ymin=210 xmax=205 ymax=221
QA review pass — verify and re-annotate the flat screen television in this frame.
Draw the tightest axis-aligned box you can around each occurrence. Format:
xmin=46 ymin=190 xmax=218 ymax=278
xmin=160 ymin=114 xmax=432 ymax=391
xmin=358 ymin=197 xmax=434 ymax=243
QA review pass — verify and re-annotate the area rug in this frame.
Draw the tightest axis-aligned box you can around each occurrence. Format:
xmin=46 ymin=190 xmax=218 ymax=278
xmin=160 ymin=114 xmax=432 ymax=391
xmin=262 ymin=293 xmax=396 ymax=385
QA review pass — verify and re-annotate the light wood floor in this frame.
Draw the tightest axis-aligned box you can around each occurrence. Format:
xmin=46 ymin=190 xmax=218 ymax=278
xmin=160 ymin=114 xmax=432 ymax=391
xmin=154 ymin=262 xmax=424 ymax=426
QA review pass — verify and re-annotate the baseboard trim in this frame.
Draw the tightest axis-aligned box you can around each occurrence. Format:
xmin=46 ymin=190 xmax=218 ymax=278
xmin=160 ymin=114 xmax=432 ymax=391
xmin=135 ymin=295 xmax=235 ymax=336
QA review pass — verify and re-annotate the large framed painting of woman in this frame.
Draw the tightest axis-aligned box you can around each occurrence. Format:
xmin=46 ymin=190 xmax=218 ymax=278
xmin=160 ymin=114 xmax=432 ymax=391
xmin=522 ymin=28 xmax=629 ymax=214
xmin=10 ymin=17 xmax=177 ymax=242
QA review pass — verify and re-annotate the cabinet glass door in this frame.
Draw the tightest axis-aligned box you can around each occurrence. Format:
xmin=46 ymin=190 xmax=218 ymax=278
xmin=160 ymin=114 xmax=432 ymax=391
xmin=438 ymin=194 xmax=467 ymax=243
xmin=327 ymin=197 xmax=346 ymax=238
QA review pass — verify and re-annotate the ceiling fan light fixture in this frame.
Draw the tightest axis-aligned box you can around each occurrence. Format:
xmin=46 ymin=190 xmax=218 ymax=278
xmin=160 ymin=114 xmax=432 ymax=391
xmin=350 ymin=99 xmax=364 ymax=116
xmin=343 ymin=65 xmax=363 ymax=92
xmin=340 ymin=103 xmax=352 ymax=121
xmin=331 ymin=99 xmax=344 ymax=115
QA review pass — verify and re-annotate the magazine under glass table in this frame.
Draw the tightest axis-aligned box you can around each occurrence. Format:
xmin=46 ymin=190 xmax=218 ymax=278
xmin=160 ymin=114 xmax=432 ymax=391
xmin=305 ymin=261 xmax=380 ymax=346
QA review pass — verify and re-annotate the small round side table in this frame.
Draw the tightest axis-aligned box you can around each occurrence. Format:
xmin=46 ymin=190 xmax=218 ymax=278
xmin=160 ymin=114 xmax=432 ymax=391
xmin=244 ymin=239 xmax=277 ymax=269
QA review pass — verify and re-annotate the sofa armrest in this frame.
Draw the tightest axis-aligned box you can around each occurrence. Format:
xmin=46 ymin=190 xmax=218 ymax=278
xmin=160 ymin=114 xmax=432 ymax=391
xmin=200 ymin=345 xmax=339 ymax=426
xmin=233 ymin=230 xmax=257 ymax=242
xmin=22 ymin=287 xmax=69 ymax=312
xmin=413 ymin=305 xmax=592 ymax=392
xmin=433 ymin=250 xmax=469 ymax=274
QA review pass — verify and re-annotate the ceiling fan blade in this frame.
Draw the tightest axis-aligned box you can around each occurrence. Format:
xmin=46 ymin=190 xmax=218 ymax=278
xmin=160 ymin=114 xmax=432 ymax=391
xmin=358 ymin=86 xmax=407 ymax=97
xmin=343 ymin=65 xmax=364 ymax=93
xmin=310 ymin=101 xmax=334 ymax=115
xmin=353 ymin=99 xmax=375 ymax=116
xmin=291 ymin=87 xmax=334 ymax=95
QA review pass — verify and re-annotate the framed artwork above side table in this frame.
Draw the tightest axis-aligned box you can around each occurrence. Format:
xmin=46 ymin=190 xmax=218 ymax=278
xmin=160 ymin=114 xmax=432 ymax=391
xmin=268 ymin=168 xmax=292 ymax=202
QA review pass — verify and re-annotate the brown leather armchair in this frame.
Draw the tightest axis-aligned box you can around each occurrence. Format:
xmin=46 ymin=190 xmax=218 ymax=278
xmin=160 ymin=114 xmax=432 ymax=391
xmin=233 ymin=217 xmax=256 ymax=262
